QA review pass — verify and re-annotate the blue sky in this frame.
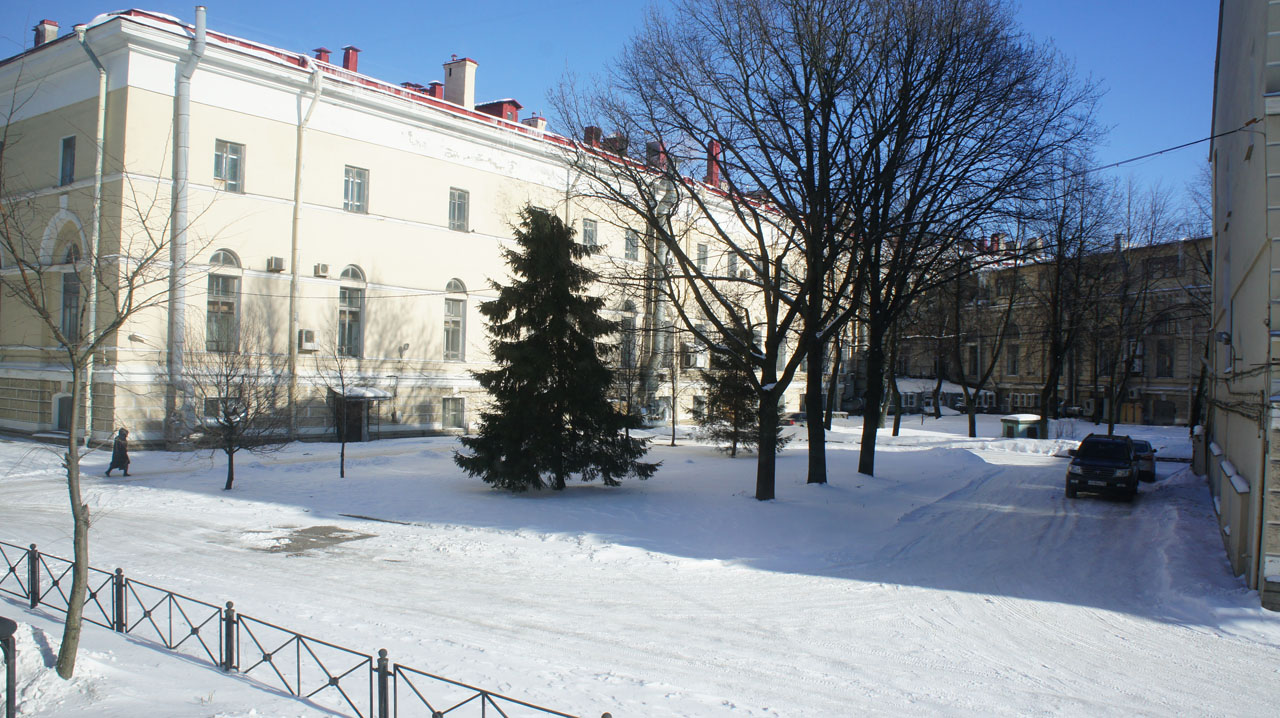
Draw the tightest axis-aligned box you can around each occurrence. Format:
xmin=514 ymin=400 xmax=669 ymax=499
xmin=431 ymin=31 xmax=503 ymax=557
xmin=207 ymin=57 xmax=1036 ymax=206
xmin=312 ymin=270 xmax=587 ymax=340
xmin=2 ymin=1 xmax=1217 ymax=201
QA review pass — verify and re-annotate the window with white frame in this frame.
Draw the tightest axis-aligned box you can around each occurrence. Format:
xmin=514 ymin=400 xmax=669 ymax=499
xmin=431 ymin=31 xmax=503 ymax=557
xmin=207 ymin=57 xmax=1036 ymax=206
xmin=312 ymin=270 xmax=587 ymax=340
xmin=696 ymin=243 xmax=708 ymax=272
xmin=582 ymin=218 xmax=597 ymax=248
xmin=60 ymin=246 xmax=81 ymax=342
xmin=727 ymin=252 xmax=738 ymax=277
xmin=444 ymin=278 xmax=466 ymax=362
xmin=449 ymin=188 xmax=469 ymax=231
xmin=442 ymin=397 xmax=465 ymax=429
xmin=344 ymin=166 xmax=369 ymax=213
xmin=338 ymin=265 xmax=365 ymax=357
xmin=59 ymin=136 xmax=75 ymax=186
xmin=624 ymin=229 xmax=639 ymax=261
xmin=214 ymin=140 xmax=245 ymax=192
xmin=620 ymin=301 xmax=637 ymax=369
xmin=1155 ymin=338 xmax=1174 ymax=378
xmin=206 ymin=250 xmax=242 ymax=353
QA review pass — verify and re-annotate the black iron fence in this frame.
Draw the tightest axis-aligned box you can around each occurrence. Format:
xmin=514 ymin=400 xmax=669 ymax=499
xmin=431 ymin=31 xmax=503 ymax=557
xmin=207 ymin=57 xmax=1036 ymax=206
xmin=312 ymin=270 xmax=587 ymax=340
xmin=1 ymin=540 xmax=588 ymax=718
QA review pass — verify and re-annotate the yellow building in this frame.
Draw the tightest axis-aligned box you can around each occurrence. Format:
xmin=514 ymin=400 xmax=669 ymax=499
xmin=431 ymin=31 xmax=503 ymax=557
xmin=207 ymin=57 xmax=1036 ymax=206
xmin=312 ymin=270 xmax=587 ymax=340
xmin=0 ymin=10 xmax=800 ymax=445
xmin=1210 ymin=0 xmax=1279 ymax=609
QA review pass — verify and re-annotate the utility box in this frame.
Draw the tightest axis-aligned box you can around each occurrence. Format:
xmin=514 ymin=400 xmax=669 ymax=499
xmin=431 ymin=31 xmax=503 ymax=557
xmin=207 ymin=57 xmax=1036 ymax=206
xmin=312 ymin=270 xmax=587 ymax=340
xmin=1000 ymin=414 xmax=1041 ymax=439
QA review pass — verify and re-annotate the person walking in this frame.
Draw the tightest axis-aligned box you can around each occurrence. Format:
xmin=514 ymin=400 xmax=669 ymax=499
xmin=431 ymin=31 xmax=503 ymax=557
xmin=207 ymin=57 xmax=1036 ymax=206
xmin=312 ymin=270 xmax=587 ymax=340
xmin=105 ymin=428 xmax=130 ymax=477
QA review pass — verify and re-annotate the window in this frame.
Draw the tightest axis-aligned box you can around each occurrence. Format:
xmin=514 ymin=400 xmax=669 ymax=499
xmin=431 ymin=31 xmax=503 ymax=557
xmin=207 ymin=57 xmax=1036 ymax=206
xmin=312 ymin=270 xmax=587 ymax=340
xmin=966 ymin=344 xmax=979 ymax=377
xmin=697 ymin=243 xmax=708 ymax=271
xmin=206 ymin=250 xmax=241 ymax=352
xmin=1128 ymin=339 xmax=1145 ymax=376
xmin=60 ymin=246 xmax=81 ymax=342
xmin=728 ymin=252 xmax=738 ymax=277
xmin=1006 ymin=343 xmax=1019 ymax=375
xmin=442 ymin=397 xmax=465 ymax=429
xmin=344 ymin=166 xmax=369 ymax=213
xmin=582 ymin=218 xmax=597 ymax=248
xmin=620 ymin=301 xmax=637 ymax=369
xmin=338 ymin=265 xmax=366 ymax=357
xmin=449 ymin=188 xmax=469 ymax=231
xmin=444 ymin=279 xmax=466 ymax=362
xmin=214 ymin=140 xmax=245 ymax=192
xmin=1155 ymin=339 xmax=1174 ymax=378
xmin=624 ymin=229 xmax=639 ymax=261
xmin=59 ymin=136 xmax=75 ymax=186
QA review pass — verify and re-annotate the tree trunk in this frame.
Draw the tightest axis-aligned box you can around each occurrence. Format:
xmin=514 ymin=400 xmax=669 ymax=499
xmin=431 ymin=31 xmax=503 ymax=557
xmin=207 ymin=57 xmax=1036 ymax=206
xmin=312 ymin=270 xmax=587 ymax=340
xmin=824 ymin=339 xmax=842 ymax=430
xmin=224 ymin=445 xmax=236 ymax=491
xmin=56 ymin=364 xmax=88 ymax=679
xmin=891 ymin=365 xmax=903 ymax=437
xmin=754 ymin=393 xmax=778 ymax=500
xmin=858 ymin=335 xmax=887 ymax=476
xmin=931 ymin=373 xmax=942 ymax=420
xmin=805 ymin=337 xmax=827 ymax=484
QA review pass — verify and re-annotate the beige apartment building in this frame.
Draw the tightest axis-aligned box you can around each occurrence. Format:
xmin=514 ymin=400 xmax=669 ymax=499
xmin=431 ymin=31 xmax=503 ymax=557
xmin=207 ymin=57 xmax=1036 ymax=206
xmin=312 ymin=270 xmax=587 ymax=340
xmin=1210 ymin=0 xmax=1279 ymax=609
xmin=0 ymin=9 xmax=797 ymax=446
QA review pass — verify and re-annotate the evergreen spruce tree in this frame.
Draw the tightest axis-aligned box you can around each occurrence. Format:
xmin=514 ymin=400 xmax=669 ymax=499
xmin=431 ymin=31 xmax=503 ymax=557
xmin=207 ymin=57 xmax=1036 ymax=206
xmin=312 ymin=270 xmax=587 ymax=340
xmin=455 ymin=206 xmax=658 ymax=491
xmin=693 ymin=335 xmax=789 ymax=457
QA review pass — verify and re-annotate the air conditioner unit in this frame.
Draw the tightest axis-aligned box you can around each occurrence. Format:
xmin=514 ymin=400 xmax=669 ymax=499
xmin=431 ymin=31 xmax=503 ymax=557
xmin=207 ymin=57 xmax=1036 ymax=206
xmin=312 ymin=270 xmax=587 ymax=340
xmin=267 ymin=256 xmax=286 ymax=272
xmin=298 ymin=328 xmax=317 ymax=352
xmin=313 ymin=263 xmax=330 ymax=278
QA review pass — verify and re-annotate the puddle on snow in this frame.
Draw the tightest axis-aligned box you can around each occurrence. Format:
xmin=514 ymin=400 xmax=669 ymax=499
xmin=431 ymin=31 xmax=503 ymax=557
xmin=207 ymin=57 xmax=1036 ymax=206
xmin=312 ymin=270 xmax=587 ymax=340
xmin=242 ymin=525 xmax=373 ymax=555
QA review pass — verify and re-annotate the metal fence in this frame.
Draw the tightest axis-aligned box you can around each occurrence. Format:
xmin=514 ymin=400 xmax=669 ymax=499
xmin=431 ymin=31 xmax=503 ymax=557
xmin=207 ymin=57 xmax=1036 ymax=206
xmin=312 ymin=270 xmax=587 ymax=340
xmin=1 ymin=540 xmax=589 ymax=718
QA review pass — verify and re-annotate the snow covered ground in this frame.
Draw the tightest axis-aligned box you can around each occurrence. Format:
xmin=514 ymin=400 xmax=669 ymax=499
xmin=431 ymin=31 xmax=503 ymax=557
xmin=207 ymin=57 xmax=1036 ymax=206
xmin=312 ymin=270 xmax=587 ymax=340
xmin=1 ymin=415 xmax=1277 ymax=716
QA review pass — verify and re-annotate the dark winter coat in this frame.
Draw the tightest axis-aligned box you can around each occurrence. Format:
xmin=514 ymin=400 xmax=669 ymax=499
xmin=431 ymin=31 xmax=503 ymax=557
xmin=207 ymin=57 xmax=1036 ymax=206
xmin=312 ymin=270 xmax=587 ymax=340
xmin=109 ymin=434 xmax=130 ymax=471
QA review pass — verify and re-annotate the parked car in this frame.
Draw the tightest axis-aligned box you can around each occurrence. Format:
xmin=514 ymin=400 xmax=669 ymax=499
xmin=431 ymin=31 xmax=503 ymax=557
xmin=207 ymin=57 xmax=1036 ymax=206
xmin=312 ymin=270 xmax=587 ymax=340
xmin=1065 ymin=433 xmax=1139 ymax=500
xmin=782 ymin=412 xmax=807 ymax=426
xmin=1130 ymin=439 xmax=1157 ymax=482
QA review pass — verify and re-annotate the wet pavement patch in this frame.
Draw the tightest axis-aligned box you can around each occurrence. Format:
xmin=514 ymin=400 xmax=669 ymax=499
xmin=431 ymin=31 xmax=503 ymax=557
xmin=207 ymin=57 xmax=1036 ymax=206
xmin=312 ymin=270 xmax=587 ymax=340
xmin=246 ymin=525 xmax=374 ymax=555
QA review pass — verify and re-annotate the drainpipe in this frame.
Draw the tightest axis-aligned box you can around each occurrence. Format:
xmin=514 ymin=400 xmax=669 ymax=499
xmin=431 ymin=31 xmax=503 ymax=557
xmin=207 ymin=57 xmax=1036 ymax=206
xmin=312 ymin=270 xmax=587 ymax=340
xmin=288 ymin=58 xmax=324 ymax=437
xmin=166 ymin=5 xmax=206 ymax=444
xmin=75 ymin=24 xmax=107 ymax=449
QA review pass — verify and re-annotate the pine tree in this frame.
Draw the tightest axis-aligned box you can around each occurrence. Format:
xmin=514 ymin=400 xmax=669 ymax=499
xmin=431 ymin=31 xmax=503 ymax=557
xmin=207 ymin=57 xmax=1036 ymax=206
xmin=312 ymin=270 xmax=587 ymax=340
xmin=693 ymin=337 xmax=788 ymax=457
xmin=455 ymin=207 xmax=658 ymax=491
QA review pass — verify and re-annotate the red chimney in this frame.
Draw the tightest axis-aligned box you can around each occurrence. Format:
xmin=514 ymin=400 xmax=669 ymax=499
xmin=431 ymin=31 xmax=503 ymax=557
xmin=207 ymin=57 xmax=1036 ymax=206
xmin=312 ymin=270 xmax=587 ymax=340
xmin=705 ymin=140 xmax=723 ymax=187
xmin=584 ymin=126 xmax=603 ymax=148
xmin=646 ymin=141 xmax=668 ymax=170
xmin=426 ymin=81 xmax=444 ymax=99
xmin=341 ymin=45 xmax=361 ymax=72
xmin=34 ymin=19 xmax=59 ymax=48
xmin=313 ymin=47 xmax=331 ymax=63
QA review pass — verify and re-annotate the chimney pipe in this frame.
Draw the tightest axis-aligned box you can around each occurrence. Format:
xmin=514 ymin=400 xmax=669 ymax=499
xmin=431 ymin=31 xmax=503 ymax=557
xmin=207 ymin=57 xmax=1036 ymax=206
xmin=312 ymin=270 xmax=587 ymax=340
xmin=602 ymin=133 xmax=628 ymax=157
xmin=313 ymin=47 xmax=331 ymax=63
xmin=426 ymin=81 xmax=444 ymax=99
xmin=341 ymin=45 xmax=360 ymax=72
xmin=705 ymin=140 xmax=723 ymax=187
xmin=584 ymin=126 xmax=603 ymax=148
xmin=522 ymin=115 xmax=548 ymax=132
xmin=646 ymin=141 xmax=668 ymax=170
xmin=34 ymin=19 xmax=59 ymax=48
xmin=443 ymin=56 xmax=478 ymax=109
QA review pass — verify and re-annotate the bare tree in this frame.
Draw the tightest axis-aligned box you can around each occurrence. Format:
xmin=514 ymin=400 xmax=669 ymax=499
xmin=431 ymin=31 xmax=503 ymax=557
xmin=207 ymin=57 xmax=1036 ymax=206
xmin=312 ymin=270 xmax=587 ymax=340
xmin=559 ymin=0 xmax=1097 ymax=494
xmin=0 ymin=98 xmax=209 ymax=676
xmin=181 ymin=318 xmax=290 ymax=490
xmin=316 ymin=333 xmax=361 ymax=478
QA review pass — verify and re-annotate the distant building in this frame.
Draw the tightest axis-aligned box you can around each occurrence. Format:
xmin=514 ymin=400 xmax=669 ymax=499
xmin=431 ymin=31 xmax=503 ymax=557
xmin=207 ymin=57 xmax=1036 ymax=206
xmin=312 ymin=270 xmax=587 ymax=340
xmin=1210 ymin=0 xmax=1280 ymax=609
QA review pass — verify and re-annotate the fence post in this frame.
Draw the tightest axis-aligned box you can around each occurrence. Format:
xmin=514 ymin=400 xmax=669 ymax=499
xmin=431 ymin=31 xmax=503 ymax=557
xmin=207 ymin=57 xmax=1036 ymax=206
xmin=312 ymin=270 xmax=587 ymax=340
xmin=25 ymin=546 xmax=37 ymax=610
xmin=112 ymin=569 xmax=125 ymax=632
xmin=222 ymin=602 xmax=236 ymax=672
xmin=1 ymin=616 xmax=16 ymax=718
xmin=376 ymin=648 xmax=390 ymax=718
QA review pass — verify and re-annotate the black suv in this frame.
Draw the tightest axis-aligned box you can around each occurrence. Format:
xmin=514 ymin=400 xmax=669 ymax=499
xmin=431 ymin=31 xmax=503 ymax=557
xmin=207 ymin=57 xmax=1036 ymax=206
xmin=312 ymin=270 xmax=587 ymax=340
xmin=1065 ymin=434 xmax=1139 ymax=500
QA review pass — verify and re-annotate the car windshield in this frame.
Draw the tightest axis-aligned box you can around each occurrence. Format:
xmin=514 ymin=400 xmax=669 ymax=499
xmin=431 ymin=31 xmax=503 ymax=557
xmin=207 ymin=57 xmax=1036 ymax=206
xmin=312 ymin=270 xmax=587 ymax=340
xmin=1078 ymin=440 xmax=1130 ymax=461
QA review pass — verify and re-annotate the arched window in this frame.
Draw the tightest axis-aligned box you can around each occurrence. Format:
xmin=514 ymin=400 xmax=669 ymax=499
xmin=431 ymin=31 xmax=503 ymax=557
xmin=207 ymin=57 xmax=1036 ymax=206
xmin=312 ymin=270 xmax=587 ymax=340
xmin=444 ymin=278 xmax=466 ymax=362
xmin=206 ymin=249 xmax=241 ymax=352
xmin=60 ymin=245 xmax=82 ymax=342
xmin=338 ymin=265 xmax=366 ymax=357
xmin=1005 ymin=324 xmax=1021 ymax=376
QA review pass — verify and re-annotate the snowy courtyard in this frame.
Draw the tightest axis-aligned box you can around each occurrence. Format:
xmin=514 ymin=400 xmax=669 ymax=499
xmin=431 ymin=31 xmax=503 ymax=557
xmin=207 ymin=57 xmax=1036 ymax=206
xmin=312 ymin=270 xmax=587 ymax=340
xmin=2 ymin=416 xmax=1278 ymax=716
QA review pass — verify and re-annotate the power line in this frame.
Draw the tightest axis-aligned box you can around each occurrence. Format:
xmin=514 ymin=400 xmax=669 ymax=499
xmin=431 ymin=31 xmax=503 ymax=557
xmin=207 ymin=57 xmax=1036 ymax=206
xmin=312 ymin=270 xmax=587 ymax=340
xmin=1077 ymin=118 xmax=1260 ymax=177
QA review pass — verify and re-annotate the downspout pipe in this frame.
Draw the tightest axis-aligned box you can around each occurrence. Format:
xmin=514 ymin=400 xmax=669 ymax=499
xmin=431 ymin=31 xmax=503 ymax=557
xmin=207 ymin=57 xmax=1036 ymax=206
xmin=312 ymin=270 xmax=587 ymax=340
xmin=166 ymin=5 xmax=205 ymax=444
xmin=74 ymin=24 xmax=107 ymax=449
xmin=288 ymin=58 xmax=324 ymax=437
